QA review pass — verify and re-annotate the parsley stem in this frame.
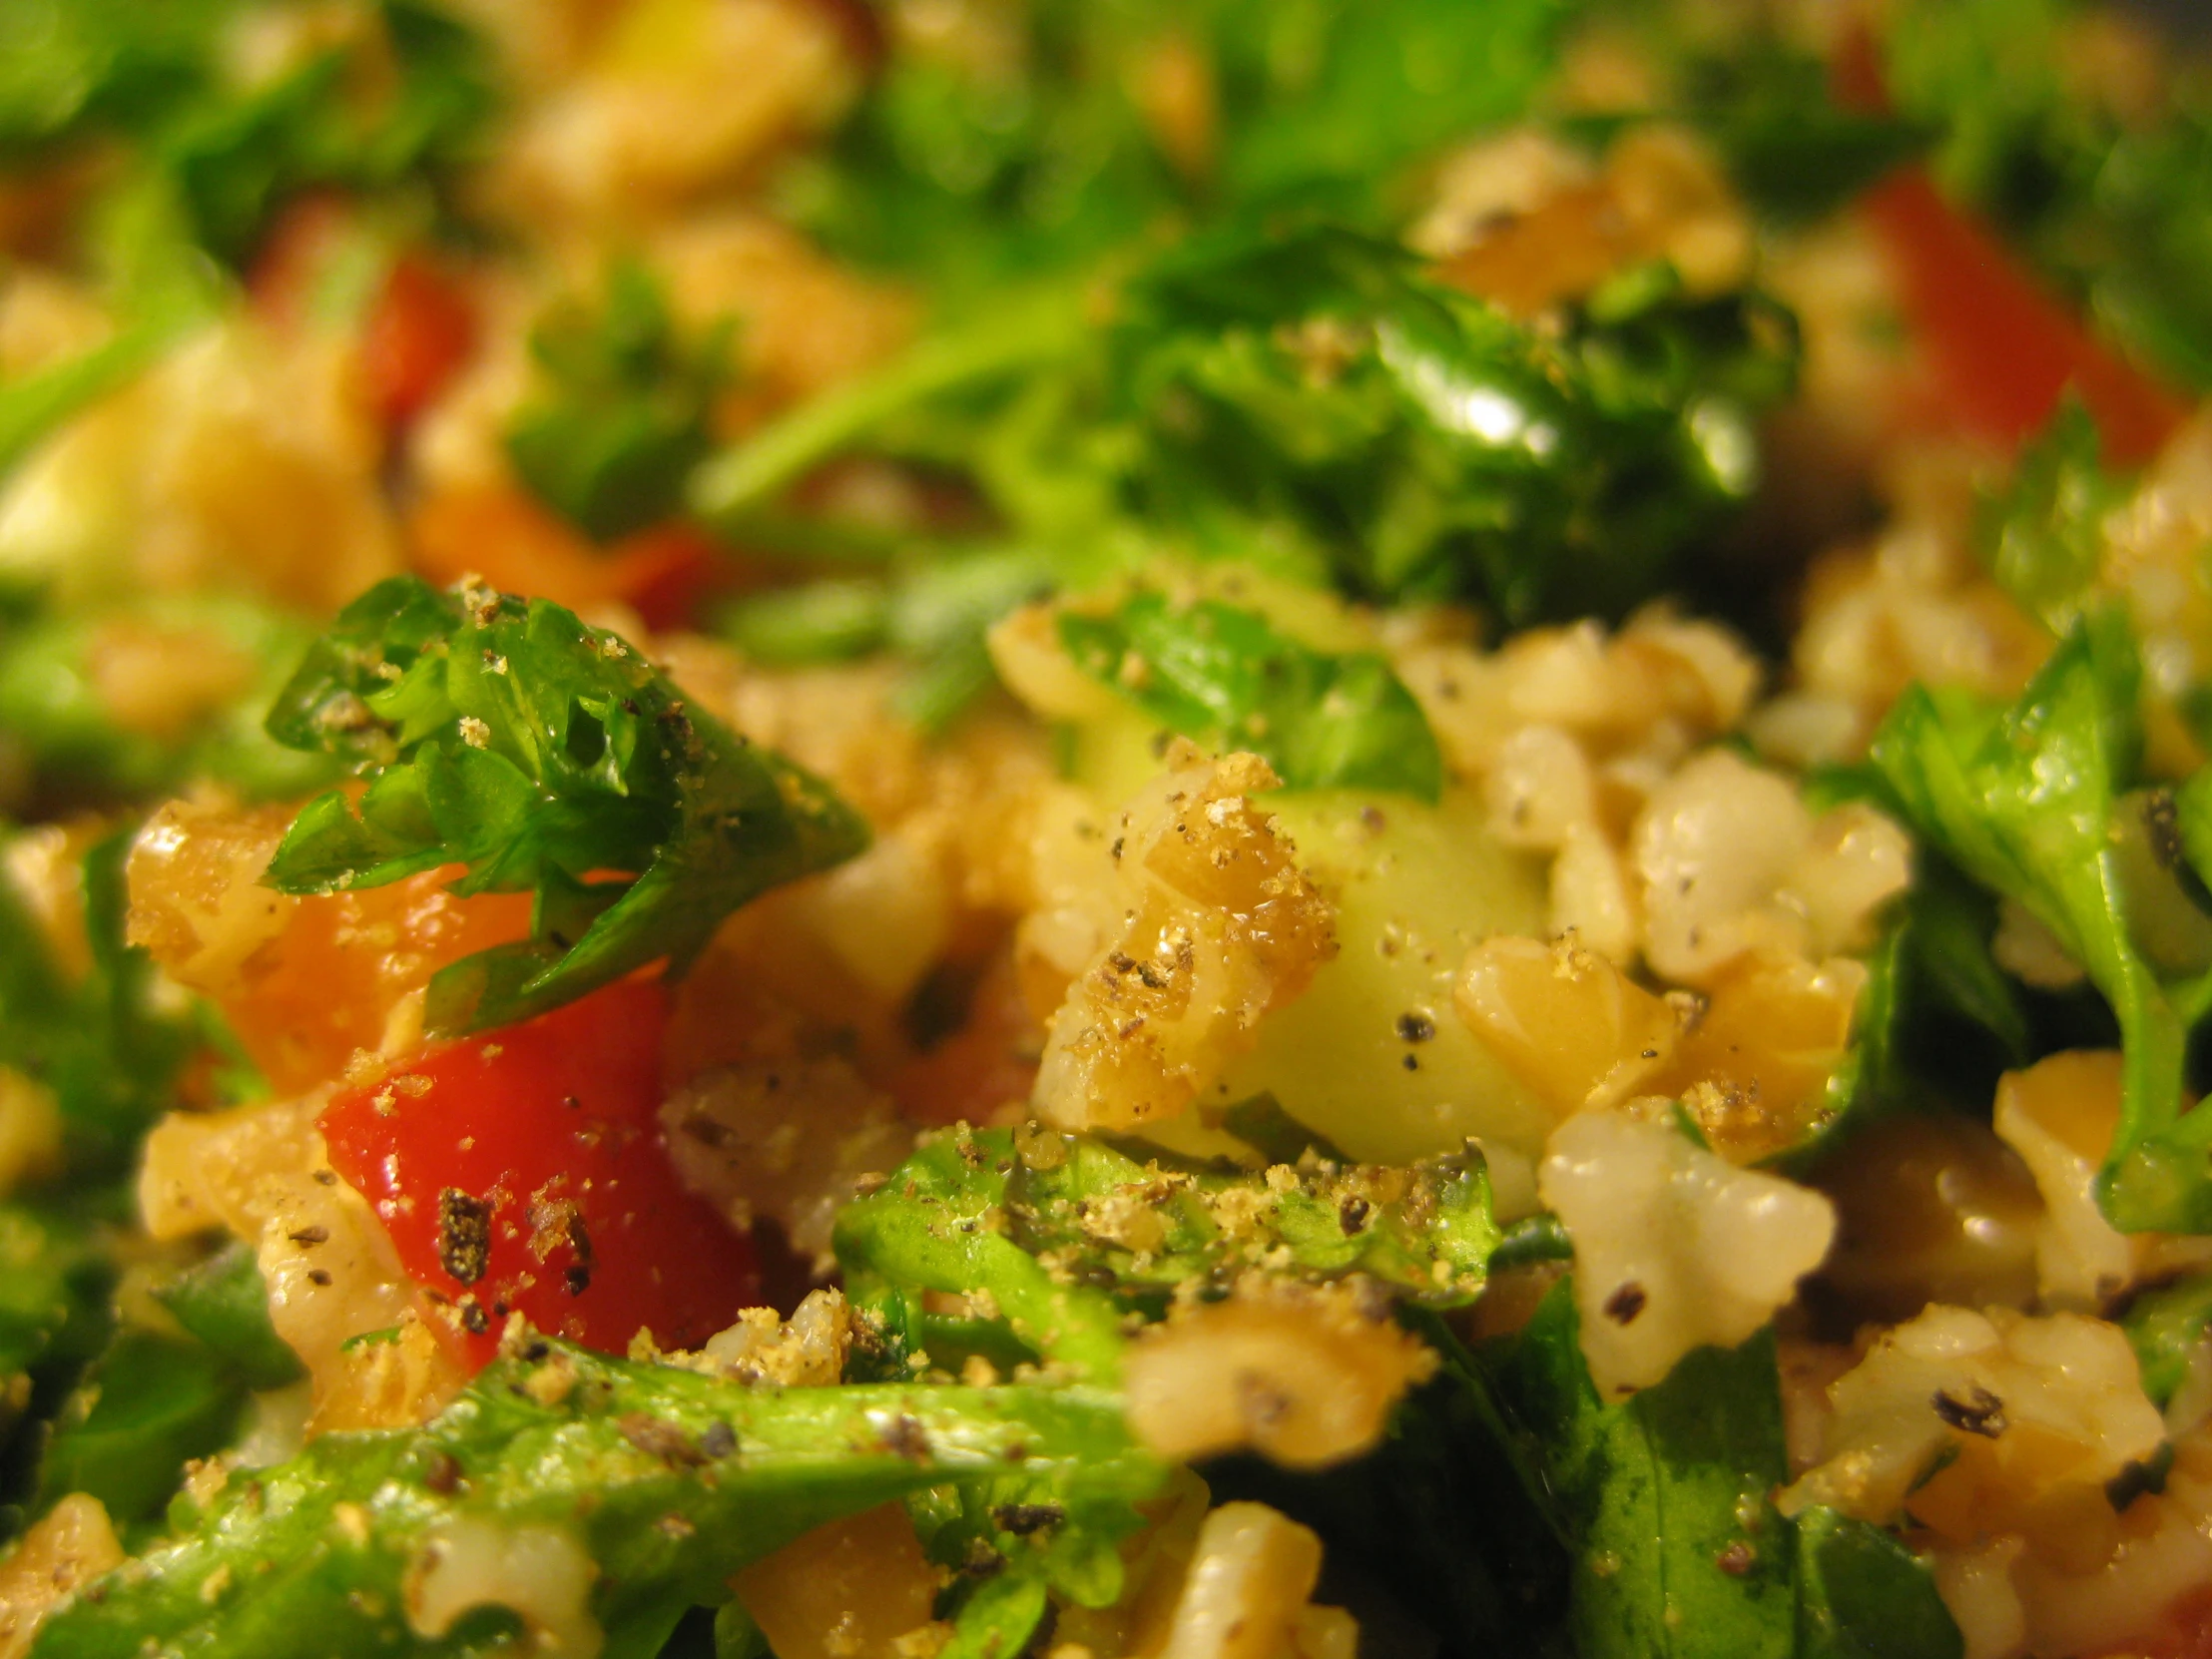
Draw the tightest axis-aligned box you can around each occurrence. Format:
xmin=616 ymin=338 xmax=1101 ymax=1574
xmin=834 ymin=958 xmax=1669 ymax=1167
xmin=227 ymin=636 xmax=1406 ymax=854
xmin=688 ymin=285 xmax=1087 ymax=531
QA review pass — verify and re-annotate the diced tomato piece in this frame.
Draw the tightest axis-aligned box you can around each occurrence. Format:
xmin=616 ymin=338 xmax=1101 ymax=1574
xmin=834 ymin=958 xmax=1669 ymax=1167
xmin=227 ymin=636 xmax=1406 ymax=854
xmin=408 ymin=485 xmax=722 ymax=630
xmin=248 ymin=199 xmax=476 ymax=432
xmin=321 ymin=977 xmax=760 ymax=1368
xmin=1858 ymin=168 xmax=2186 ymax=464
xmin=360 ymin=254 xmax=477 ymax=431
xmin=1832 ymin=22 xmax=2187 ymax=464
xmin=606 ymin=521 xmax=723 ymax=629
xmin=220 ymin=869 xmax=536 ymax=1095
xmin=127 ymin=801 xmax=539 ymax=1095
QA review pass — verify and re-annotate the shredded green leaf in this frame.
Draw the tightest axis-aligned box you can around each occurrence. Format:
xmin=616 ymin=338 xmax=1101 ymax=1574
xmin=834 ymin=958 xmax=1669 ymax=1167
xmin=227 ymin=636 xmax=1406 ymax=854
xmin=834 ymin=1124 xmax=1497 ymax=1386
xmin=780 ymin=0 xmax=1570 ymax=294
xmin=2123 ymin=1270 xmax=2212 ymax=1408
xmin=1975 ymin=400 xmax=2133 ymax=635
xmin=261 ymin=575 xmax=868 ymax=1034
xmin=1870 ymin=613 xmax=2212 ymax=1230
xmin=506 ymin=262 xmax=733 ymax=543
xmin=29 ymin=1338 xmax=1162 ymax=1659
xmin=1056 ymin=589 xmax=1443 ymax=799
xmin=703 ymin=221 xmax=1799 ymax=638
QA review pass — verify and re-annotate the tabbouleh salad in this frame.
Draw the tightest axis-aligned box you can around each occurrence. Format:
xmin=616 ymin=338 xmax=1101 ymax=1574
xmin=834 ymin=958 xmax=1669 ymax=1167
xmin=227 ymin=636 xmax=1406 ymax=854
xmin=2 ymin=3 xmax=2212 ymax=1657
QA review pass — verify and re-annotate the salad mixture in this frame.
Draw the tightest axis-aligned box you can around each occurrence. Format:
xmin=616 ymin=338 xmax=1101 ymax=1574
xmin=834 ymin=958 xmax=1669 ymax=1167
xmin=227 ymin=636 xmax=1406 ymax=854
xmin=5 ymin=2 xmax=2212 ymax=1656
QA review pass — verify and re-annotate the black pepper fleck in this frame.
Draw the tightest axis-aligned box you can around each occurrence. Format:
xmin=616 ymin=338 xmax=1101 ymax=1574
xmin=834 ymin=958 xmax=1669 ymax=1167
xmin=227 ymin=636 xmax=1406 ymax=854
xmin=1602 ymin=1283 xmax=1647 ymax=1325
xmin=1932 ymin=1386 xmax=2007 ymax=1437
xmin=619 ymin=1413 xmax=707 ymax=1467
xmin=880 ymin=1414 xmax=932 ymax=1461
xmin=2107 ymin=1445 xmax=2174 ymax=1511
xmin=437 ymin=1188 xmax=493 ymax=1285
xmin=992 ymin=1502 xmax=1065 ymax=1536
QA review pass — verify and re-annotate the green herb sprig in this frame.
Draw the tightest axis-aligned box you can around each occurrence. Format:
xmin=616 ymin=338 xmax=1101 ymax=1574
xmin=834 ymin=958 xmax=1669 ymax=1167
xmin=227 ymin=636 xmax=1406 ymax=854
xmin=261 ymin=576 xmax=868 ymax=1035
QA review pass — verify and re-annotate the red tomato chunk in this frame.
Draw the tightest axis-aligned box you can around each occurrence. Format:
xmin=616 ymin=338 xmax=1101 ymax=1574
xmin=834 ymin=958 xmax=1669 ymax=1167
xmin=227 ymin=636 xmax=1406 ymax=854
xmin=361 ymin=253 xmax=477 ymax=432
xmin=321 ymin=977 xmax=759 ymax=1369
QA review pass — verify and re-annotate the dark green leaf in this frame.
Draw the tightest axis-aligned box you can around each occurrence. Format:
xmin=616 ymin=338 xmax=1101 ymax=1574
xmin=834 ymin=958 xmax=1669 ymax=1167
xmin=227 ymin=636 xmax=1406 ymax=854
xmin=835 ymin=1126 xmax=1497 ymax=1386
xmin=0 ymin=0 xmax=232 ymax=158
xmin=34 ymin=1330 xmax=245 ymax=1526
xmin=1119 ymin=224 xmax=1797 ymax=622
xmin=1975 ymin=400 xmax=2131 ymax=634
xmin=1489 ymin=1213 xmax=1574 ymax=1272
xmin=719 ymin=581 xmax=890 ymax=666
xmin=1665 ymin=36 xmax=1933 ymax=225
xmin=151 ymin=1242 xmax=304 ymax=1392
xmin=1056 ymin=590 xmax=1442 ymax=799
xmin=0 ymin=1207 xmax=112 ymax=1397
xmin=781 ymin=0 xmax=1569 ymax=293
xmin=773 ymin=9 xmax=1180 ymax=293
xmin=1485 ymin=1285 xmax=1798 ymax=1659
xmin=1218 ymin=1093 xmax=1349 ymax=1165
xmin=690 ymin=287 xmax=1086 ymax=528
xmin=506 ymin=262 xmax=732 ymax=542
xmin=123 ymin=2 xmax=494 ymax=271
xmin=1711 ymin=105 xmax=1928 ymax=225
xmin=1208 ymin=1316 xmax=1570 ymax=1656
xmin=1792 ymin=1505 xmax=1961 ymax=1659
xmin=1879 ymin=0 xmax=2212 ymax=391
xmin=1869 ymin=612 xmax=2212 ymax=1231
xmin=0 ymin=827 xmax=200 ymax=1179
xmin=2076 ymin=101 xmax=2212 ymax=391
xmin=935 ymin=1561 xmax=1052 ymax=1659
xmin=713 ymin=1601 xmax=770 ymax=1659
xmin=1892 ymin=857 xmax=2034 ymax=1067
xmin=262 ymin=576 xmax=868 ymax=1033
xmin=32 ymin=1340 xmax=1160 ymax=1659
xmin=2123 ymin=1272 xmax=2212 ymax=1409
xmin=1778 ymin=847 xmax=2036 ymax=1178
xmin=1208 ymin=0 xmax=1569 ymax=208
xmin=701 ymin=221 xmax=1800 ymax=630
xmin=160 ymin=52 xmax=350 ymax=267
xmin=0 ymin=1201 xmax=120 ymax=1540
